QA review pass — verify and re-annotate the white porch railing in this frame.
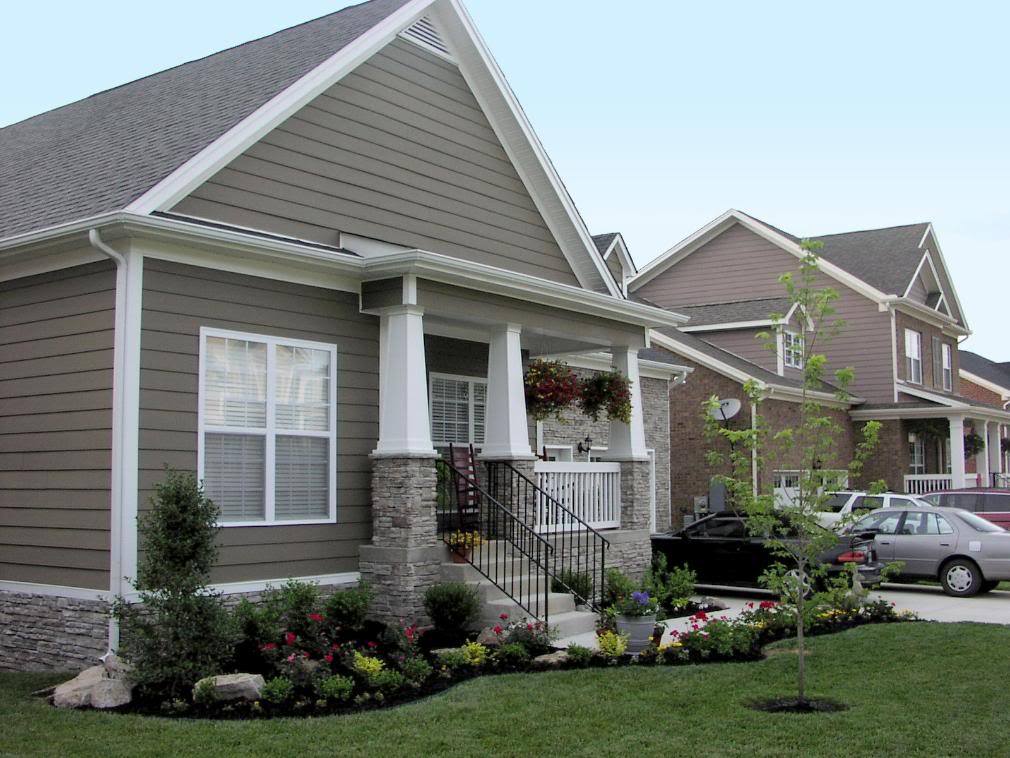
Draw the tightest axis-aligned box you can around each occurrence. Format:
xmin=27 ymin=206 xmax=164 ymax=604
xmin=534 ymin=461 xmax=621 ymax=530
xmin=904 ymin=473 xmax=980 ymax=495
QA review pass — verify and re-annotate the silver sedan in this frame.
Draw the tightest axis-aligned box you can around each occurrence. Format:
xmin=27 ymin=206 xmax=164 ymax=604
xmin=846 ymin=505 xmax=1010 ymax=597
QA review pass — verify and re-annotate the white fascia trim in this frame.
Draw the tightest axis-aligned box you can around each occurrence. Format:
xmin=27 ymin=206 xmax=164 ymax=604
xmin=433 ymin=0 xmax=619 ymax=297
xmin=631 ymin=210 xmax=892 ymax=305
xmin=886 ymin=297 xmax=969 ymax=336
xmin=763 ymin=384 xmax=855 ymax=409
xmin=0 ymin=581 xmax=113 ymax=602
xmin=902 ymin=253 xmax=929 ymax=298
xmin=960 ymin=369 xmax=1010 ymax=399
xmin=538 ymin=350 xmax=692 ymax=380
xmin=681 ymin=319 xmax=775 ymax=333
xmin=125 ymin=0 xmax=435 ymax=214
xmin=604 ymin=234 xmax=637 ymax=274
xmin=920 ymin=224 xmax=970 ymax=333
xmin=361 ymin=249 xmax=688 ymax=328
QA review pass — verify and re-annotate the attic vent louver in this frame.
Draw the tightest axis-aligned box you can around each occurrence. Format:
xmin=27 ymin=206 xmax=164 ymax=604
xmin=399 ymin=17 xmax=453 ymax=60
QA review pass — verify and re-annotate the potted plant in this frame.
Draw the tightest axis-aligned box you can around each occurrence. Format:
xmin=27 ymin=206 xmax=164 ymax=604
xmin=524 ymin=359 xmax=579 ymax=422
xmin=614 ymin=590 xmax=659 ymax=654
xmin=577 ymin=371 xmax=632 ymax=423
xmin=446 ymin=530 xmax=483 ymax=563
xmin=964 ymin=432 xmax=985 ymax=459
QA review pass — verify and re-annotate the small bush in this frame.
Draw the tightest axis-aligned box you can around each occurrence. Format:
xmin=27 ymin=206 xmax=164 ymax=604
xmin=324 ymin=584 xmax=372 ymax=631
xmin=492 ymin=642 xmax=531 ymax=670
xmin=645 ymin=553 xmax=697 ymax=613
xmin=566 ymin=644 xmax=593 ymax=668
xmin=603 ymin=568 xmax=635 ymax=609
xmin=261 ymin=677 xmax=295 ymax=705
xmin=318 ymin=674 xmax=354 ymax=702
xmin=462 ymin=641 xmax=488 ymax=666
xmin=436 ymin=648 xmax=470 ymax=672
xmin=192 ymin=678 xmax=218 ymax=705
xmin=551 ymin=569 xmax=593 ymax=604
xmin=351 ymin=652 xmax=385 ymax=683
xmin=423 ymin=582 xmax=480 ymax=634
xmin=597 ymin=630 xmax=628 ymax=661
xmin=370 ymin=669 xmax=406 ymax=696
xmin=399 ymin=656 xmax=433 ymax=686
xmin=501 ymin=619 xmax=554 ymax=656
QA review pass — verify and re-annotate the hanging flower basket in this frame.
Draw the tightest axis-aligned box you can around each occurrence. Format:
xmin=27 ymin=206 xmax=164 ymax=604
xmin=964 ymin=432 xmax=985 ymax=459
xmin=578 ymin=371 xmax=633 ymax=424
xmin=524 ymin=359 xmax=579 ymax=422
xmin=1002 ymin=438 xmax=1010 ymax=456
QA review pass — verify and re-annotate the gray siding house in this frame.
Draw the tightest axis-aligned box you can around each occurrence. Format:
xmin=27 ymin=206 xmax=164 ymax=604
xmin=0 ymin=0 xmax=687 ymax=670
xmin=631 ymin=209 xmax=1010 ymax=508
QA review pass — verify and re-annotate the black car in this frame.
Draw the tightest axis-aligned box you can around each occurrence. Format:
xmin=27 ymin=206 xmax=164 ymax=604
xmin=651 ymin=511 xmax=884 ymax=589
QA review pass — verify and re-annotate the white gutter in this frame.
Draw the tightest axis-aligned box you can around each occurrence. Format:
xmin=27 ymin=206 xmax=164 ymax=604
xmin=87 ymin=230 xmax=126 ymax=656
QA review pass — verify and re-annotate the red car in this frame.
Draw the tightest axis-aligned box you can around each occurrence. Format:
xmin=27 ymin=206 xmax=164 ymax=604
xmin=921 ymin=489 xmax=1010 ymax=529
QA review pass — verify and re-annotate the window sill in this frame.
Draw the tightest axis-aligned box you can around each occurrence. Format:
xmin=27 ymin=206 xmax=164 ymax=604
xmin=219 ymin=517 xmax=337 ymax=528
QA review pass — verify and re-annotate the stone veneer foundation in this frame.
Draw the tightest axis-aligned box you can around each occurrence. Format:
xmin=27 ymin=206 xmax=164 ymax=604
xmin=0 ymin=591 xmax=110 ymax=672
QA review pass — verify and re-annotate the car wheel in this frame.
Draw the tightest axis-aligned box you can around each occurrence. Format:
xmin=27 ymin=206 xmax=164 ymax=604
xmin=980 ymin=579 xmax=1000 ymax=594
xmin=940 ymin=559 xmax=983 ymax=597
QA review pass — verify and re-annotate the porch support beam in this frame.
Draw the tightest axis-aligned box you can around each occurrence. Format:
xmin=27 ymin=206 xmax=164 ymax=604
xmin=988 ymin=421 xmax=1003 ymax=479
xmin=976 ymin=420 xmax=990 ymax=487
xmin=481 ymin=323 xmax=534 ymax=460
xmin=608 ymin=347 xmax=649 ymax=460
xmin=373 ymin=305 xmax=436 ymax=457
xmin=949 ymin=415 xmax=966 ymax=489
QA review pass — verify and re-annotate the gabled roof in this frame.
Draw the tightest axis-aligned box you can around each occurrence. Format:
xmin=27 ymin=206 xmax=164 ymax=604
xmin=592 ymin=233 xmax=619 ymax=256
xmin=959 ymin=350 xmax=1010 ymax=394
xmin=0 ymin=0 xmax=413 ymax=239
xmin=809 ymin=223 xmax=931 ymax=297
xmin=0 ymin=0 xmax=621 ymax=296
xmin=675 ymin=297 xmax=792 ymax=331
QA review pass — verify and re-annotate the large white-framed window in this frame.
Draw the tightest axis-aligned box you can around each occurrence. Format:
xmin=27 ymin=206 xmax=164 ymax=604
xmin=783 ymin=330 xmax=804 ymax=370
xmin=909 ymin=439 xmax=925 ymax=474
xmin=429 ymin=373 xmax=487 ymax=447
xmin=905 ymin=328 xmax=923 ymax=384
xmin=198 ymin=328 xmax=337 ymax=527
xmin=941 ymin=343 xmax=953 ymax=391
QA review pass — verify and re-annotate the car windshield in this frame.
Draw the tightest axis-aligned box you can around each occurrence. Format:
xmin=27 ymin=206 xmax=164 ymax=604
xmin=954 ymin=510 xmax=1006 ymax=533
xmin=822 ymin=493 xmax=851 ymax=513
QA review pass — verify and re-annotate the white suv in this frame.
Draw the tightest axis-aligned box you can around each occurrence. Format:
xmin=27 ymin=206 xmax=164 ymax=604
xmin=816 ymin=491 xmax=934 ymax=530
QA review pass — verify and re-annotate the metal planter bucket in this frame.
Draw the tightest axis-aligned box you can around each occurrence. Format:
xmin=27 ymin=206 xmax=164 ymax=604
xmin=616 ymin=614 xmax=657 ymax=654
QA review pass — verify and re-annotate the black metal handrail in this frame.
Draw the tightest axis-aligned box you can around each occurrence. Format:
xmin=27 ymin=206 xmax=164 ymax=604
xmin=436 ymin=458 xmax=553 ymax=625
xmin=484 ymin=461 xmax=610 ymax=611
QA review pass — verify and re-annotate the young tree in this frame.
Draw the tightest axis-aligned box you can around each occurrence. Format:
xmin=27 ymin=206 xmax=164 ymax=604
xmin=704 ymin=241 xmax=883 ymax=705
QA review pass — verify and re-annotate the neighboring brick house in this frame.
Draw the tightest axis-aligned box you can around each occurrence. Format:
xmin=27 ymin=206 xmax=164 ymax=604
xmin=959 ymin=351 xmax=1010 ymax=476
xmin=632 ymin=210 xmax=1010 ymax=508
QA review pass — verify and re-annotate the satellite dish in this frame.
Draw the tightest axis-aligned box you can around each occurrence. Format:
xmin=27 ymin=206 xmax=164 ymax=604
xmin=708 ymin=398 xmax=742 ymax=422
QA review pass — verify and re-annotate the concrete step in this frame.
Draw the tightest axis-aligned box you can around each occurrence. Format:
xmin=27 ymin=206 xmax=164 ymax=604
xmin=440 ymin=558 xmax=545 ymax=583
xmin=548 ymin=610 xmax=599 ymax=640
xmin=481 ymin=591 xmax=575 ymax=621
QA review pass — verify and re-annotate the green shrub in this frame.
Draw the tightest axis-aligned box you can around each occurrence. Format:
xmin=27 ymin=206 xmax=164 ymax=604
xmin=597 ymin=630 xmax=628 ymax=661
xmin=370 ymin=669 xmax=406 ymax=696
xmin=435 ymin=648 xmax=470 ymax=672
xmin=645 ymin=553 xmax=697 ymax=612
xmin=492 ymin=642 xmax=531 ymax=670
xmin=501 ymin=619 xmax=554 ymax=656
xmin=399 ymin=656 xmax=433 ymax=686
xmin=112 ymin=470 xmax=234 ymax=699
xmin=550 ymin=570 xmax=593 ymax=604
xmin=603 ymin=567 xmax=635 ymax=609
xmin=324 ymin=584 xmax=372 ymax=631
xmin=423 ymin=582 xmax=480 ymax=634
xmin=318 ymin=674 xmax=354 ymax=702
xmin=351 ymin=652 xmax=385 ymax=683
xmin=261 ymin=676 xmax=295 ymax=705
xmin=462 ymin=641 xmax=488 ymax=666
xmin=192 ymin=678 xmax=218 ymax=705
xmin=565 ymin=644 xmax=593 ymax=668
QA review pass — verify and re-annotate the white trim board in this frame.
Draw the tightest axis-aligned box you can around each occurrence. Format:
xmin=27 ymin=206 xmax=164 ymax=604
xmin=0 ymin=581 xmax=114 ymax=602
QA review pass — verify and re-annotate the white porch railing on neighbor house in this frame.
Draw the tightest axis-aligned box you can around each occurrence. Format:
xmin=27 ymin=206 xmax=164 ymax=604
xmin=534 ymin=461 xmax=621 ymax=531
xmin=904 ymin=473 xmax=981 ymax=495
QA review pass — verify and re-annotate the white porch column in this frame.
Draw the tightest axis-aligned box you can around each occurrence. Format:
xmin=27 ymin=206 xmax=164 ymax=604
xmin=373 ymin=306 xmax=436 ymax=457
xmin=481 ymin=323 xmax=533 ymax=460
xmin=977 ymin=420 xmax=991 ymax=488
xmin=949 ymin=415 xmax=966 ymax=489
xmin=608 ymin=347 xmax=648 ymax=460
xmin=988 ymin=420 xmax=1003 ymax=480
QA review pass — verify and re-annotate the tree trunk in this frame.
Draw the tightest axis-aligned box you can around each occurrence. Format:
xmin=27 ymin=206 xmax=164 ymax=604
xmin=797 ymin=560 xmax=806 ymax=703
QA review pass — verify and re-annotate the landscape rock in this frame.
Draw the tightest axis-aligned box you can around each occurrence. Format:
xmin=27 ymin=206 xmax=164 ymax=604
xmin=532 ymin=650 xmax=569 ymax=670
xmin=52 ymin=661 xmax=133 ymax=709
xmin=192 ymin=673 xmax=265 ymax=703
xmin=475 ymin=627 xmax=504 ymax=647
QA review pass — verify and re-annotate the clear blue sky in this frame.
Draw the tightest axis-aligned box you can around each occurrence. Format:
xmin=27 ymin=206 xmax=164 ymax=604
xmin=4 ymin=1 xmax=1007 ymax=358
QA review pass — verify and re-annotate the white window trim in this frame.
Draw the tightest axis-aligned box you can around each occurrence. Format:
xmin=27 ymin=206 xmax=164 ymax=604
xmin=909 ymin=439 xmax=925 ymax=475
xmin=941 ymin=343 xmax=953 ymax=391
xmin=428 ymin=372 xmax=488 ymax=447
xmin=783 ymin=330 xmax=804 ymax=370
xmin=198 ymin=327 xmax=338 ymax=528
xmin=905 ymin=328 xmax=923 ymax=384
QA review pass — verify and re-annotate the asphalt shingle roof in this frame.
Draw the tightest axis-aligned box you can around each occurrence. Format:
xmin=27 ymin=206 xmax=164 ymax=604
xmin=0 ymin=0 xmax=411 ymax=240
xmin=676 ymin=297 xmax=792 ymax=327
xmin=959 ymin=351 xmax=1010 ymax=392
xmin=592 ymin=233 xmax=619 ymax=256
xmin=808 ymin=223 xmax=930 ymax=296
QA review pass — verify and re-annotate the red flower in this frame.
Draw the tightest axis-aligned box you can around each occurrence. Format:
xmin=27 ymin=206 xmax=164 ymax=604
xmin=284 ymin=632 xmax=297 ymax=646
xmin=367 ymin=641 xmax=377 ymax=649
xmin=331 ymin=642 xmax=341 ymax=650
xmin=493 ymin=625 xmax=503 ymax=635
xmin=302 ymin=651 xmax=311 ymax=659
xmin=260 ymin=642 xmax=277 ymax=651
xmin=526 ymin=623 xmax=533 ymax=631
xmin=499 ymin=613 xmax=509 ymax=621
xmin=693 ymin=612 xmax=708 ymax=622
xmin=324 ymin=653 xmax=334 ymax=664
xmin=759 ymin=600 xmax=776 ymax=610
xmin=308 ymin=613 xmax=324 ymax=622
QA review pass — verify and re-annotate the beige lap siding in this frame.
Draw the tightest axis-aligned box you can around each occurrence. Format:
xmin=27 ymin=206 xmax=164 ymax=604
xmin=0 ymin=260 xmax=115 ymax=590
xmin=138 ymin=259 xmax=379 ymax=583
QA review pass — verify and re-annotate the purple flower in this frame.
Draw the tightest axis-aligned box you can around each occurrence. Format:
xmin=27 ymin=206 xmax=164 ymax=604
xmin=632 ymin=591 xmax=650 ymax=606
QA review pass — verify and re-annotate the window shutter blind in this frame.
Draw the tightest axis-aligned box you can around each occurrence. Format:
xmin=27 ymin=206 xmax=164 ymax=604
xmin=931 ymin=336 xmax=942 ymax=389
xmin=473 ymin=382 xmax=487 ymax=444
xmin=275 ymin=345 xmax=330 ymax=431
xmin=204 ymin=337 xmax=267 ymax=427
xmin=430 ymin=376 xmax=469 ymax=445
xmin=204 ymin=433 xmax=265 ymax=521
xmin=275 ymin=436 xmax=329 ymax=519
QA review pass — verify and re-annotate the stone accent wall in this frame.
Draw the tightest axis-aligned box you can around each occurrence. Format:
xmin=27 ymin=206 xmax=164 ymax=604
xmin=359 ymin=456 xmax=443 ymax=625
xmin=0 ymin=591 xmax=110 ymax=672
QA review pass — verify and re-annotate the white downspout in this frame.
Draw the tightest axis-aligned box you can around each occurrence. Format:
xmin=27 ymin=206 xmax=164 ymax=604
xmin=88 ymin=229 xmax=127 ymax=656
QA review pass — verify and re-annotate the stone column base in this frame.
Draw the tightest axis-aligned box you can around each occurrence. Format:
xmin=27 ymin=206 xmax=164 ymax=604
xmin=358 ymin=544 xmax=445 ymax=625
xmin=0 ymin=590 xmax=110 ymax=672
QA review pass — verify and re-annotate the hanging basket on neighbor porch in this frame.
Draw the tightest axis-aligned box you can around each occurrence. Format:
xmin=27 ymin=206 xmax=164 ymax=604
xmin=964 ymin=432 xmax=986 ymax=459
xmin=1002 ymin=438 xmax=1010 ymax=456
xmin=905 ymin=418 xmax=949 ymax=441
xmin=524 ymin=359 xmax=579 ymax=422
xmin=577 ymin=371 xmax=633 ymax=424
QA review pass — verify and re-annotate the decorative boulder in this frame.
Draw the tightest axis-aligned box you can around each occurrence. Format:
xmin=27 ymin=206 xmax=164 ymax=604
xmin=52 ymin=658 xmax=134 ymax=710
xmin=475 ymin=626 xmax=505 ymax=648
xmin=532 ymin=650 xmax=569 ymax=670
xmin=192 ymin=673 xmax=265 ymax=703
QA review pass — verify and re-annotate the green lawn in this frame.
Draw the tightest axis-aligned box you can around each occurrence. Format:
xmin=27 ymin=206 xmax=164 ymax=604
xmin=3 ymin=622 xmax=1008 ymax=758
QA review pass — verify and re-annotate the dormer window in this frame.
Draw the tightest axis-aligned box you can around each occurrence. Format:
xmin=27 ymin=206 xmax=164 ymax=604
xmin=783 ymin=330 xmax=804 ymax=369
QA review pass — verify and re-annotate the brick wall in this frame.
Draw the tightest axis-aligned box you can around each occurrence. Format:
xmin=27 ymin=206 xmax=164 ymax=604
xmin=859 ymin=419 xmax=907 ymax=492
xmin=758 ymin=399 xmax=856 ymax=491
xmin=960 ymin=376 xmax=1005 ymax=406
